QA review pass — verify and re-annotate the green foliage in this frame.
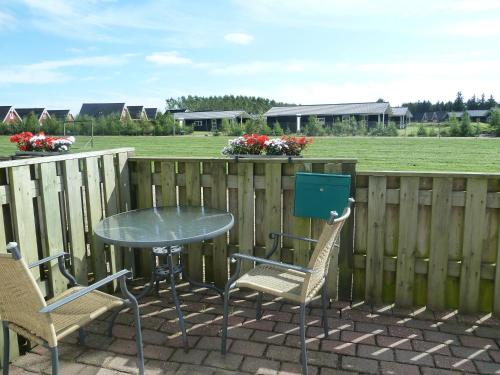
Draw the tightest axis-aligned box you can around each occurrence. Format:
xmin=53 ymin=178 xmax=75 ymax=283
xmin=304 ymin=116 xmax=326 ymax=136
xmin=428 ymin=128 xmax=438 ymax=137
xmin=165 ymin=95 xmax=293 ymax=114
xmin=221 ymin=118 xmax=244 ymax=136
xmin=43 ymin=117 xmax=63 ymax=135
xmin=329 ymin=118 xmax=349 ymax=136
xmin=490 ymin=109 xmax=500 ymax=136
xmin=447 ymin=113 xmax=461 ymax=137
xmin=243 ymin=115 xmax=270 ymax=135
xmin=385 ymin=122 xmax=398 ymax=136
xmin=368 ymin=122 xmax=397 ymax=136
xmin=460 ymin=111 xmax=473 ymax=137
xmin=272 ymin=121 xmax=284 ymax=136
xmin=23 ymin=113 xmax=40 ymax=133
xmin=417 ymin=124 xmax=427 ymax=137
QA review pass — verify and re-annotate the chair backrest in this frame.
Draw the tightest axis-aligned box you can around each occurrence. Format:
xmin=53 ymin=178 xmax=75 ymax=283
xmin=301 ymin=199 xmax=353 ymax=302
xmin=0 ymin=243 xmax=56 ymax=347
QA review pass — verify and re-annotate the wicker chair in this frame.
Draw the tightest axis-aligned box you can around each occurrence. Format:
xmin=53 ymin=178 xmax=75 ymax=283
xmin=0 ymin=242 xmax=144 ymax=375
xmin=221 ymin=198 xmax=354 ymax=375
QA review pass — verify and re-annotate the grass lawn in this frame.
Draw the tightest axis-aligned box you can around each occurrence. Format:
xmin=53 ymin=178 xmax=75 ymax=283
xmin=1 ymin=134 xmax=499 ymax=172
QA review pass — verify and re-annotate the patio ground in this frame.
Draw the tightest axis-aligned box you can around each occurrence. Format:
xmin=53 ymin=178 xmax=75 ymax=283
xmin=8 ymin=281 xmax=500 ymax=374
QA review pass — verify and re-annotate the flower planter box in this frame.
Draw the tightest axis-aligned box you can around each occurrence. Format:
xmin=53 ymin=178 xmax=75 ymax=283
xmin=12 ymin=151 xmax=69 ymax=160
xmin=227 ymin=154 xmax=303 ymax=162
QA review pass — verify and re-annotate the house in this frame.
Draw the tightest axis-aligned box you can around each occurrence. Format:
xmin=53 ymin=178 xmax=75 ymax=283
xmin=264 ymin=102 xmax=392 ymax=132
xmin=390 ymin=107 xmax=412 ymax=128
xmin=145 ymin=108 xmax=158 ymax=120
xmin=447 ymin=110 xmax=490 ymax=123
xmin=413 ymin=111 xmax=448 ymax=123
xmin=79 ymin=103 xmax=130 ymax=121
xmin=47 ymin=110 xmax=74 ymax=122
xmin=0 ymin=106 xmax=21 ymax=124
xmin=173 ymin=110 xmax=251 ymax=131
xmin=15 ymin=108 xmax=50 ymax=124
xmin=127 ymin=106 xmax=148 ymax=121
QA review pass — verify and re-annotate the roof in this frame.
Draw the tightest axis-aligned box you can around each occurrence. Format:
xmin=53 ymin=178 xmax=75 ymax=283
xmin=448 ymin=110 xmax=489 ymax=118
xmin=127 ymin=106 xmax=145 ymax=120
xmin=79 ymin=103 xmax=126 ymax=117
xmin=390 ymin=107 xmax=412 ymax=117
xmin=264 ymin=102 xmax=392 ymax=117
xmin=15 ymin=108 xmax=46 ymax=119
xmin=145 ymin=108 xmax=158 ymax=119
xmin=173 ymin=110 xmax=251 ymax=121
xmin=47 ymin=110 xmax=71 ymax=120
xmin=0 ymin=106 xmax=13 ymax=122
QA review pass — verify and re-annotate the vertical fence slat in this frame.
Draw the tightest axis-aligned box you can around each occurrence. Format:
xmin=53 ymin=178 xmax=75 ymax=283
xmin=238 ymin=162 xmax=254 ymax=274
xmin=212 ymin=161 xmax=229 ymax=287
xmin=117 ymin=152 xmax=134 ymax=273
xmin=459 ymin=178 xmax=488 ymax=313
xmin=395 ymin=176 xmax=419 ymax=307
xmin=160 ymin=161 xmax=177 ymax=206
xmin=427 ymin=178 xmax=453 ymax=311
xmin=38 ymin=162 xmax=67 ymax=296
xmin=293 ymin=163 xmax=312 ymax=267
xmin=62 ymin=159 xmax=87 ymax=284
xmin=494 ymin=220 xmax=500 ymax=315
xmin=365 ymin=176 xmax=386 ymax=305
xmin=254 ymin=164 xmax=266 ymax=258
xmin=84 ymin=157 xmax=107 ymax=282
xmin=102 ymin=154 xmax=121 ymax=288
xmin=185 ymin=162 xmax=203 ymax=281
xmin=135 ymin=160 xmax=154 ymax=276
xmin=265 ymin=163 xmax=282 ymax=261
xmin=281 ymin=164 xmax=295 ymax=264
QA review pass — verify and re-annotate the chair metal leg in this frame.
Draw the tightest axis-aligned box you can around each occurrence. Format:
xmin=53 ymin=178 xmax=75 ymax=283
xmin=167 ymin=250 xmax=187 ymax=352
xmin=256 ymin=292 xmax=263 ymax=320
xmin=321 ymin=284 xmax=329 ymax=338
xmin=50 ymin=346 xmax=59 ymax=375
xmin=299 ymin=303 xmax=308 ymax=375
xmin=78 ymin=328 xmax=86 ymax=345
xmin=220 ymin=284 xmax=231 ymax=355
xmin=2 ymin=321 xmax=9 ymax=375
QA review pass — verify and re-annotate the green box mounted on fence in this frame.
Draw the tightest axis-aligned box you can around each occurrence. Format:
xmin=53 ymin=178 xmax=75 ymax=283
xmin=294 ymin=172 xmax=351 ymax=220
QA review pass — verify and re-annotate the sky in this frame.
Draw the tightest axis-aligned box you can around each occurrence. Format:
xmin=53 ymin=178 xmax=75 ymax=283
xmin=1 ymin=0 xmax=500 ymax=114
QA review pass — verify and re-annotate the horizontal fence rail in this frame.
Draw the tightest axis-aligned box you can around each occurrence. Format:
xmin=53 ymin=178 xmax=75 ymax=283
xmin=354 ymin=171 xmax=500 ymax=315
xmin=0 ymin=148 xmax=134 ymax=366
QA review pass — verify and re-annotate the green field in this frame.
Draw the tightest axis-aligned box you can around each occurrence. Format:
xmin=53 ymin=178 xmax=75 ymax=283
xmin=2 ymin=135 xmax=499 ymax=172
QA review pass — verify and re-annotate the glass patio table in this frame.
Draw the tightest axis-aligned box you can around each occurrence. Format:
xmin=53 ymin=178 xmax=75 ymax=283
xmin=93 ymin=205 xmax=234 ymax=349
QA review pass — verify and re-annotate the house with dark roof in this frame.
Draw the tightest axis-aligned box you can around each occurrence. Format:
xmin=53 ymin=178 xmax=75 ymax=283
xmin=0 ymin=106 xmax=21 ymax=124
xmin=127 ymin=106 xmax=147 ymax=121
xmin=413 ymin=111 xmax=448 ymax=123
xmin=173 ymin=110 xmax=251 ymax=131
xmin=145 ymin=108 xmax=158 ymax=120
xmin=447 ymin=110 xmax=490 ymax=122
xmin=79 ymin=103 xmax=130 ymax=121
xmin=390 ymin=107 xmax=412 ymax=128
xmin=264 ymin=102 xmax=392 ymax=132
xmin=47 ymin=110 xmax=74 ymax=122
xmin=15 ymin=108 xmax=50 ymax=124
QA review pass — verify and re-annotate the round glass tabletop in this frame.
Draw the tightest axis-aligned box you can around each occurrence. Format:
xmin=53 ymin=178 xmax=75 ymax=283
xmin=93 ymin=206 xmax=234 ymax=248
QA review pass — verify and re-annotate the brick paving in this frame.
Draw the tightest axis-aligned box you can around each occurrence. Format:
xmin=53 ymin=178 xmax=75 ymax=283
xmin=8 ymin=283 xmax=500 ymax=374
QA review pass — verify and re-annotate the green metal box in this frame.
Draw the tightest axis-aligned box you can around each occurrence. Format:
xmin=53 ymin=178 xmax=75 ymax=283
xmin=294 ymin=172 xmax=351 ymax=220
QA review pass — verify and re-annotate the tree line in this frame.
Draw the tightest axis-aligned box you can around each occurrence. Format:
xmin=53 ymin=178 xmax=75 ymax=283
xmin=403 ymin=92 xmax=497 ymax=113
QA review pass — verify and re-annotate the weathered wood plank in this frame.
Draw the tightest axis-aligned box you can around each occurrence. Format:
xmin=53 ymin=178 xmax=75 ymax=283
xmin=281 ymin=164 xmax=295 ymax=264
xmin=38 ymin=162 xmax=67 ymax=296
xmin=211 ymin=162 xmax=229 ymax=287
xmin=427 ymin=178 xmax=453 ymax=311
xmin=238 ymin=162 xmax=254 ymax=274
xmin=185 ymin=162 xmax=203 ymax=281
xmin=84 ymin=156 xmax=107 ymax=282
xmin=365 ymin=176 xmax=387 ymax=305
xmin=459 ymin=178 xmax=488 ymax=313
xmin=116 ymin=152 xmax=134 ymax=274
xmin=135 ymin=160 xmax=154 ymax=276
xmin=293 ymin=163 xmax=312 ymax=267
xmin=265 ymin=163 xmax=282 ymax=261
xmin=254 ymin=163 xmax=266 ymax=258
xmin=494 ymin=217 xmax=500 ymax=315
xmin=160 ymin=161 xmax=177 ymax=206
xmin=394 ymin=176 xmax=419 ymax=307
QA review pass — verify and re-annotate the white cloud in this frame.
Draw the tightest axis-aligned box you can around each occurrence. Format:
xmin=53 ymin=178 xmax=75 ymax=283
xmin=444 ymin=19 xmax=500 ymax=37
xmin=0 ymin=55 xmax=130 ymax=85
xmin=146 ymin=51 xmax=192 ymax=65
xmin=0 ymin=11 xmax=15 ymax=28
xmin=224 ymin=32 xmax=254 ymax=45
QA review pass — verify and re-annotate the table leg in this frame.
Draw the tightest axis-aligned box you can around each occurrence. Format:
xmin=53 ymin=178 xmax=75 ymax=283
xmin=180 ymin=250 xmax=224 ymax=297
xmin=166 ymin=247 xmax=188 ymax=351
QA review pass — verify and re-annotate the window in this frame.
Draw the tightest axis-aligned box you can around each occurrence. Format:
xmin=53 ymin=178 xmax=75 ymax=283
xmin=317 ymin=117 xmax=326 ymax=126
xmin=193 ymin=120 xmax=203 ymax=128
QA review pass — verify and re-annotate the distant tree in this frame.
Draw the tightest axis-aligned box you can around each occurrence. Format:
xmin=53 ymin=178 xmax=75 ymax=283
xmin=466 ymin=94 xmax=479 ymax=110
xmin=43 ymin=117 xmax=63 ymax=135
xmin=490 ymin=109 xmax=500 ymax=136
xmin=417 ymin=124 xmax=427 ymax=136
xmin=453 ymin=91 xmax=466 ymax=111
xmin=460 ymin=111 xmax=473 ymax=136
xmin=479 ymin=93 xmax=487 ymax=109
xmin=272 ymin=121 xmax=284 ymax=136
xmin=448 ymin=113 xmax=461 ymax=137
xmin=376 ymin=98 xmax=385 ymax=103
xmin=304 ymin=116 xmax=325 ymax=136
xmin=487 ymin=95 xmax=497 ymax=109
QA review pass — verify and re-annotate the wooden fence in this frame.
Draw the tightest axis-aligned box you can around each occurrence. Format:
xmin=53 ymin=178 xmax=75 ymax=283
xmin=0 ymin=148 xmax=134 ymax=365
xmin=354 ymin=171 xmax=500 ymax=315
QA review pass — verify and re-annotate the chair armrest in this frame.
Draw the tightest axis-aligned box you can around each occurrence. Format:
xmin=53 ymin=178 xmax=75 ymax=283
xmin=40 ymin=269 xmax=131 ymax=313
xmin=28 ymin=252 xmax=67 ymax=269
xmin=230 ymin=253 xmax=315 ymax=274
xmin=269 ymin=232 xmax=319 ymax=244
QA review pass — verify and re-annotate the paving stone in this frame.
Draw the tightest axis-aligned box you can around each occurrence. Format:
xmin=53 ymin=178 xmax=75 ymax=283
xmin=241 ymin=357 xmax=280 ymax=374
xmin=176 ymin=363 xmax=216 ymax=375
xmin=77 ymin=365 xmax=119 ymax=375
xmin=412 ymin=339 xmax=452 ymax=355
xmin=341 ymin=309 xmax=374 ymax=323
xmin=355 ymin=322 xmax=388 ymax=335
xmin=197 ymin=336 xmax=230 ymax=351
xmin=141 ymin=329 xmax=169 ymax=345
xmin=405 ymin=319 xmax=440 ymax=331
xmin=231 ymin=339 xmax=267 ymax=357
xmin=320 ymin=339 xmax=356 ymax=356
xmin=489 ymin=350 xmax=500 ymax=363
xmin=307 ymin=326 xmax=340 ymax=340
xmin=108 ymin=338 xmax=137 ymax=355
xmin=143 ymin=344 xmax=174 ymax=361
xmin=376 ymin=335 xmax=413 ymax=350
xmin=139 ymin=315 xmax=164 ymax=330
xmin=279 ymin=361 xmax=318 ymax=375
xmin=420 ymin=367 xmax=462 ymax=375
xmin=285 ymin=334 xmax=321 ymax=351
xmin=380 ymin=360 xmax=420 ymax=375
xmin=423 ymin=330 xmax=459 ymax=344
xmin=242 ymin=318 xmax=276 ymax=331
xmin=459 ymin=335 xmax=498 ymax=349
xmin=112 ymin=324 xmax=137 ymax=339
xmin=250 ymin=330 xmax=287 ymax=345
xmin=170 ymin=348 xmax=208 ymax=365
xmin=307 ymin=350 xmax=338 ymax=368
xmin=76 ymin=349 xmax=115 ymax=367
xmin=474 ymin=327 xmax=500 ymax=340
xmin=274 ymin=322 xmax=300 ymax=335
xmin=357 ymin=344 xmax=394 ymax=361
xmin=266 ymin=345 xmax=301 ymax=363
xmin=226 ymin=326 xmax=254 ymax=340
xmin=341 ymin=355 xmax=379 ymax=374
xmin=203 ymin=351 xmax=244 ymax=370
xmin=474 ymin=360 xmax=500 ymax=374
xmin=450 ymin=345 xmax=491 ymax=361
xmin=371 ymin=315 xmax=402 ymax=326
xmin=262 ymin=310 xmax=293 ymax=322
xmin=320 ymin=368 xmax=357 ymax=375
xmin=340 ymin=330 xmax=377 ymax=345
xmin=145 ymin=359 xmax=179 ymax=374
xmin=434 ymin=354 xmax=476 ymax=372
xmin=105 ymin=354 xmax=140 ymax=374
xmin=387 ymin=325 xmax=423 ymax=340
xmin=84 ymin=333 xmax=114 ymax=350
xmin=439 ymin=323 xmax=475 ymax=336
xmin=394 ymin=349 xmax=434 ymax=366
